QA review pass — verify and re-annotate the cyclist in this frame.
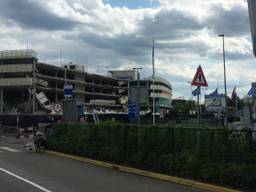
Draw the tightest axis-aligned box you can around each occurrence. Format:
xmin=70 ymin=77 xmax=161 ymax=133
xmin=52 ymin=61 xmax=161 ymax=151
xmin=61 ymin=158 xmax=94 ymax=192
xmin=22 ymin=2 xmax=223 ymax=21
xmin=33 ymin=123 xmax=47 ymax=152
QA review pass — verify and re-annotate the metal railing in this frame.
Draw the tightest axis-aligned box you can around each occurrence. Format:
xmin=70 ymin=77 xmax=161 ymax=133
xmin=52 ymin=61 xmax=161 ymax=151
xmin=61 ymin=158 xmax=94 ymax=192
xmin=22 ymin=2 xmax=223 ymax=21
xmin=0 ymin=49 xmax=37 ymax=59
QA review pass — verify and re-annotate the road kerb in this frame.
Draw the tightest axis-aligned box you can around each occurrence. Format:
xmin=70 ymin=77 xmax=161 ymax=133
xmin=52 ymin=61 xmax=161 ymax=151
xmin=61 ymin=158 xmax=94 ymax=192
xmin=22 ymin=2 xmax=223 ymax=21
xmin=45 ymin=150 xmax=241 ymax=192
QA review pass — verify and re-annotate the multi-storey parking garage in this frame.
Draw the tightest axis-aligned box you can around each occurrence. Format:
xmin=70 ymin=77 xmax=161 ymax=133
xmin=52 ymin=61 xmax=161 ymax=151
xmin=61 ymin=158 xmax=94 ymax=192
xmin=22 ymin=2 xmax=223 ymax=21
xmin=0 ymin=49 xmax=124 ymax=115
xmin=0 ymin=49 xmax=172 ymax=123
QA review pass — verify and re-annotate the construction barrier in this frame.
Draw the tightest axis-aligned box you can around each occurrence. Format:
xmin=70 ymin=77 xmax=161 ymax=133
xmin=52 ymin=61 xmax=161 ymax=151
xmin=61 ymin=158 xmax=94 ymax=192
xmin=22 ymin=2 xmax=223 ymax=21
xmin=16 ymin=127 xmax=35 ymax=143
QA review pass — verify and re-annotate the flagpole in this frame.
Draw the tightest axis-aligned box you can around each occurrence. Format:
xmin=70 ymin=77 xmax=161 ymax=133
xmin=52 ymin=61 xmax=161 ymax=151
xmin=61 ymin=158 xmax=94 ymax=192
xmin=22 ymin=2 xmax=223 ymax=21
xmin=218 ymin=34 xmax=227 ymax=126
xmin=152 ymin=40 xmax=155 ymax=125
xmin=232 ymin=86 xmax=238 ymax=120
xmin=235 ymin=97 xmax=238 ymax=119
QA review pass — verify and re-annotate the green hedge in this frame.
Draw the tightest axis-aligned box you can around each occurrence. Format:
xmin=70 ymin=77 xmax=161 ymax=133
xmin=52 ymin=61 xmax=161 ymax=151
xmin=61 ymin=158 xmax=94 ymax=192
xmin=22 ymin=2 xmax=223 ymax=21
xmin=47 ymin=124 xmax=256 ymax=189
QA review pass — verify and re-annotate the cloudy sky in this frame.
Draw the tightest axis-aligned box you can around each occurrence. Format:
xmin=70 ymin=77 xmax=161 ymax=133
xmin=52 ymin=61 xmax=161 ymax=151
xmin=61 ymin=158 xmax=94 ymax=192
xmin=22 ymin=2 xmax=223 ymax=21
xmin=0 ymin=0 xmax=254 ymax=99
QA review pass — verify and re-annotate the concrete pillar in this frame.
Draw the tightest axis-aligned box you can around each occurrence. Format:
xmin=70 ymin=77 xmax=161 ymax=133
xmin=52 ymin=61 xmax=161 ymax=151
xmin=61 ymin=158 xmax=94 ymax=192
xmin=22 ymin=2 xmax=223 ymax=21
xmin=92 ymin=79 xmax=95 ymax=110
xmin=55 ymin=71 xmax=58 ymax=102
xmin=32 ymin=58 xmax=36 ymax=113
xmin=0 ymin=63 xmax=3 ymax=113
xmin=0 ymin=87 xmax=3 ymax=113
xmin=92 ymin=79 xmax=95 ymax=99
xmin=146 ymin=81 xmax=149 ymax=106
xmin=83 ymin=73 xmax=86 ymax=104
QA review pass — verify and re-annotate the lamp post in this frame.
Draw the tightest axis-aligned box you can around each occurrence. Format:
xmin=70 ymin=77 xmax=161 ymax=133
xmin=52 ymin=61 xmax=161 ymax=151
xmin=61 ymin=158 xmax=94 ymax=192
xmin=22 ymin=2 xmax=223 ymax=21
xmin=187 ymin=81 xmax=193 ymax=100
xmin=218 ymin=34 xmax=228 ymax=126
xmin=133 ymin=67 xmax=143 ymax=126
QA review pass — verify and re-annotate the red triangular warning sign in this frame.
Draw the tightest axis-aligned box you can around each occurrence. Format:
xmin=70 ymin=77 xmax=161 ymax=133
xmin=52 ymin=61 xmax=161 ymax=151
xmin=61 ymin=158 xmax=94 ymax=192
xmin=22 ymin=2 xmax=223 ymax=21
xmin=191 ymin=65 xmax=208 ymax=87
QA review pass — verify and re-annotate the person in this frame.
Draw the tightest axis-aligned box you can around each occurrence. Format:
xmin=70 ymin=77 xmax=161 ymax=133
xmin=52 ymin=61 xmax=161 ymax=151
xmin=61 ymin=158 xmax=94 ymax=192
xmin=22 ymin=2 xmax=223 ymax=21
xmin=33 ymin=131 xmax=46 ymax=151
xmin=93 ymin=109 xmax=99 ymax=124
xmin=33 ymin=123 xmax=47 ymax=151
xmin=79 ymin=116 xmax=88 ymax=124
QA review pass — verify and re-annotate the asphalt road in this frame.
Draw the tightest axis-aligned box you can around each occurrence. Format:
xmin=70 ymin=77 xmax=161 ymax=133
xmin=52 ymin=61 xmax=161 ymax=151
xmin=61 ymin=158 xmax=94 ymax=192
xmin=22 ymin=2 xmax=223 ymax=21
xmin=0 ymin=136 xmax=208 ymax=192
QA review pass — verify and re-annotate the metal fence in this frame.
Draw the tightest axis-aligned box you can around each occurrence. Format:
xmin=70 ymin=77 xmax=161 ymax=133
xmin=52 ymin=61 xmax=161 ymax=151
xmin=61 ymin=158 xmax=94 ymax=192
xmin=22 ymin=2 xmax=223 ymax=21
xmin=0 ymin=49 xmax=37 ymax=59
xmin=47 ymin=124 xmax=256 ymax=189
xmin=49 ymin=124 xmax=256 ymax=163
xmin=0 ymin=125 xmax=16 ymax=137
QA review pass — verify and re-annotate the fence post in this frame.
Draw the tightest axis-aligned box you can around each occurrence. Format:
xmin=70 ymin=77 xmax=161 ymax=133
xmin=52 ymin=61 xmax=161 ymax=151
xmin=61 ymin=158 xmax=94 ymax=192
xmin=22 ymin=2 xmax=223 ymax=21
xmin=120 ymin=125 xmax=125 ymax=163
xmin=136 ymin=125 xmax=139 ymax=153
xmin=180 ymin=128 xmax=184 ymax=151
xmin=171 ymin=127 xmax=175 ymax=153
xmin=196 ymin=129 xmax=201 ymax=156
xmin=248 ymin=130 xmax=253 ymax=152
xmin=137 ymin=124 xmax=144 ymax=150
xmin=167 ymin=126 xmax=171 ymax=152
xmin=209 ymin=130 xmax=214 ymax=157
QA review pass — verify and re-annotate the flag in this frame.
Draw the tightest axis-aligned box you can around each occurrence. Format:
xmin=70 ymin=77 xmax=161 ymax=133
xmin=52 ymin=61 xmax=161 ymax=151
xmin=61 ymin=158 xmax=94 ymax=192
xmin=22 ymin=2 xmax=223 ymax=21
xmin=248 ymin=87 xmax=256 ymax=96
xmin=205 ymin=88 xmax=218 ymax=98
xmin=209 ymin=88 xmax=218 ymax=97
xmin=192 ymin=87 xmax=200 ymax=96
xmin=231 ymin=86 xmax=237 ymax=99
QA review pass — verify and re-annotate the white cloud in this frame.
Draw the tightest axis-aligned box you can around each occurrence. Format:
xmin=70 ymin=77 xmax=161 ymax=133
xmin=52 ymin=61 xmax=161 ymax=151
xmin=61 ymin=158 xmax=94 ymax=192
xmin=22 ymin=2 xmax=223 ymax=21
xmin=0 ymin=0 xmax=253 ymax=99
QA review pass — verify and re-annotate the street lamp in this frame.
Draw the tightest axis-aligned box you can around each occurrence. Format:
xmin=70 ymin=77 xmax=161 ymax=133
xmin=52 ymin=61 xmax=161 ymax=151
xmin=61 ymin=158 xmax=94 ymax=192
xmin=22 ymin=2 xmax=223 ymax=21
xmin=187 ymin=81 xmax=193 ymax=100
xmin=218 ymin=34 xmax=228 ymax=126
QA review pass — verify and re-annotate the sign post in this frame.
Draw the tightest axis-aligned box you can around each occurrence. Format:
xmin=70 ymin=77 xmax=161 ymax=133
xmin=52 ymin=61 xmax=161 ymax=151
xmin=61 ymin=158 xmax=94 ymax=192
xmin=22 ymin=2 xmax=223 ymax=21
xmin=196 ymin=86 xmax=200 ymax=127
xmin=64 ymin=84 xmax=73 ymax=98
xmin=62 ymin=84 xmax=77 ymax=123
xmin=53 ymin=102 xmax=62 ymax=113
xmin=128 ymin=101 xmax=138 ymax=120
xmin=77 ymin=104 xmax=84 ymax=116
xmin=191 ymin=65 xmax=208 ymax=156
xmin=191 ymin=65 xmax=208 ymax=127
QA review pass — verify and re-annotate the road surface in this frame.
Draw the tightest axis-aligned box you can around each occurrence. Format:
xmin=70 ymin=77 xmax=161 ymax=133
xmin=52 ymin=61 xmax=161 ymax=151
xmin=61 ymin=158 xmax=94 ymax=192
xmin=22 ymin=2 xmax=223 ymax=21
xmin=0 ymin=136 xmax=208 ymax=192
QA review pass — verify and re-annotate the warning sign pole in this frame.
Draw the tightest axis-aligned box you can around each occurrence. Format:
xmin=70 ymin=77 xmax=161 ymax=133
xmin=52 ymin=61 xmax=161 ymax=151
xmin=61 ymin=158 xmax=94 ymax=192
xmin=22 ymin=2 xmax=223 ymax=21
xmin=196 ymin=86 xmax=201 ymax=156
xmin=191 ymin=65 xmax=209 ymax=156
xmin=191 ymin=65 xmax=208 ymax=129
xmin=197 ymin=86 xmax=200 ymax=128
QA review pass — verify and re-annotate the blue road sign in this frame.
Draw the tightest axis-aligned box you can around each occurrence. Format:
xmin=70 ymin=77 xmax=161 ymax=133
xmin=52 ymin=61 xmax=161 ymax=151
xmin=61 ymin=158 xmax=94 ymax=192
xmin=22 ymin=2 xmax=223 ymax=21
xmin=64 ymin=84 xmax=73 ymax=97
xmin=128 ymin=103 xmax=138 ymax=119
xmin=76 ymin=104 xmax=84 ymax=116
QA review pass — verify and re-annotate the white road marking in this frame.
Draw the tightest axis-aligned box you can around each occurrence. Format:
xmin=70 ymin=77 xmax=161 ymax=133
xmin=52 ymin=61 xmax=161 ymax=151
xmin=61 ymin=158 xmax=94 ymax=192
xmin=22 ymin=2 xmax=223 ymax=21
xmin=0 ymin=147 xmax=21 ymax=152
xmin=0 ymin=168 xmax=52 ymax=192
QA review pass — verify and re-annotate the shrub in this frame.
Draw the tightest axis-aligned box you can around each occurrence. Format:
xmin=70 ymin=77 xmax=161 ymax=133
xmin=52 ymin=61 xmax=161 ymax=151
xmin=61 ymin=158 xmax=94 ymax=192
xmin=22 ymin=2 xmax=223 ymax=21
xmin=47 ymin=124 xmax=256 ymax=190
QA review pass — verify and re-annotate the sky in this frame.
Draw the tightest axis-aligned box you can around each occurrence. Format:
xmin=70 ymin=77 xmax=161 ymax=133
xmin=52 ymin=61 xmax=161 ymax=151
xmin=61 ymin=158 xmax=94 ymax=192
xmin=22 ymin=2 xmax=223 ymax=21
xmin=0 ymin=0 xmax=254 ymax=99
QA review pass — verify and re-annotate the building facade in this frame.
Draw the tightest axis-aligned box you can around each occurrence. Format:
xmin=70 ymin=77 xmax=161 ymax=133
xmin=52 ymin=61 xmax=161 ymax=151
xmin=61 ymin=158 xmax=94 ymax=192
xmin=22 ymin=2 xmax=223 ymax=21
xmin=147 ymin=76 xmax=172 ymax=113
xmin=0 ymin=49 xmax=172 ymax=116
xmin=0 ymin=49 xmax=123 ymax=114
xmin=110 ymin=70 xmax=172 ymax=114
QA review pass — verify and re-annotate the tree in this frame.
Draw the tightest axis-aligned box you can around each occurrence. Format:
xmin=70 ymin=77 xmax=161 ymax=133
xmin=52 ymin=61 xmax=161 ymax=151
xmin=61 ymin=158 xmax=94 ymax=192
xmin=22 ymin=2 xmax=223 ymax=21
xmin=172 ymin=99 xmax=196 ymax=114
